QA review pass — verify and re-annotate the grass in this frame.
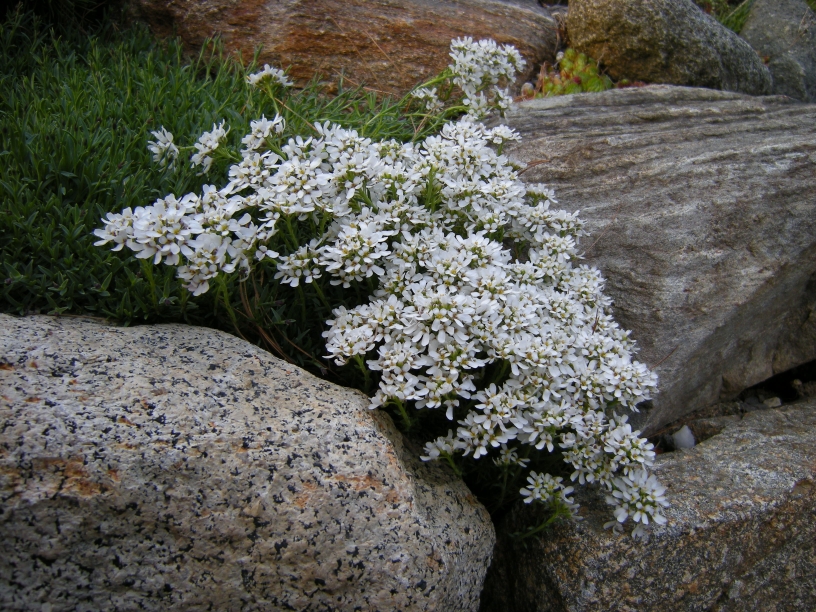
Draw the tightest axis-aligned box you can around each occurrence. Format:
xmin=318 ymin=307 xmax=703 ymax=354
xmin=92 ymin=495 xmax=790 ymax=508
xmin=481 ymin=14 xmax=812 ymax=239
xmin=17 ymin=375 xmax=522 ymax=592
xmin=0 ymin=7 xmax=443 ymax=368
xmin=1 ymin=10 xmax=249 ymax=325
xmin=717 ymin=0 xmax=755 ymax=33
xmin=697 ymin=0 xmax=816 ymax=34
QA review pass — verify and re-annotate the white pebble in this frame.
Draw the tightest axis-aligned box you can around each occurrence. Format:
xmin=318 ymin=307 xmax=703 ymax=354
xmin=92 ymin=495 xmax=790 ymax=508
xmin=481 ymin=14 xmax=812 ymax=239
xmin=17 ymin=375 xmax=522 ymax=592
xmin=672 ymin=425 xmax=696 ymax=450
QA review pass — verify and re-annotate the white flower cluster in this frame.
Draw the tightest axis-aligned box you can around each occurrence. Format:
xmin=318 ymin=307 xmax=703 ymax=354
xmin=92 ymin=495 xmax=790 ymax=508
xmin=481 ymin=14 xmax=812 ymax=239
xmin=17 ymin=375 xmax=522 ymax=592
xmin=605 ymin=469 xmax=669 ymax=538
xmin=97 ymin=47 xmax=666 ymax=536
xmin=410 ymin=38 xmax=525 ymax=119
xmin=493 ymin=444 xmax=530 ymax=468
xmin=190 ymin=120 xmax=229 ymax=175
xmin=240 ymin=114 xmax=285 ymax=153
xmin=147 ymin=127 xmax=179 ymax=168
xmin=94 ymin=182 xmax=265 ymax=295
xmin=520 ymin=471 xmax=576 ymax=510
xmin=247 ymin=64 xmax=294 ymax=88
xmin=411 ymin=87 xmax=444 ymax=114
xmin=449 ymin=37 xmax=525 ymax=118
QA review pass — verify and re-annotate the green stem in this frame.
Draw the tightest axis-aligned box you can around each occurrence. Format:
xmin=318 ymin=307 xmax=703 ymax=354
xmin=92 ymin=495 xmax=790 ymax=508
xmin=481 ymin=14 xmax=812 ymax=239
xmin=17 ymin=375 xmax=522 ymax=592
xmin=296 ymin=284 xmax=307 ymax=324
xmin=216 ymin=275 xmax=240 ymax=332
xmin=284 ymin=216 xmax=300 ymax=251
xmin=443 ymin=452 xmax=463 ymax=478
xmin=141 ymin=260 xmax=159 ymax=311
xmin=389 ymin=396 xmax=413 ymax=431
xmin=274 ymin=96 xmax=318 ymax=134
xmin=353 ymin=354 xmax=372 ymax=393
xmin=489 ymin=360 xmax=510 ymax=387
xmin=513 ymin=502 xmax=572 ymax=541
xmin=312 ymin=280 xmax=332 ymax=311
xmin=364 ymin=72 xmax=452 ymax=132
xmin=179 ymin=287 xmax=189 ymax=317
xmin=269 ymin=90 xmax=281 ymax=113
xmin=407 ymin=71 xmax=453 ymax=99
xmin=366 ymin=276 xmax=377 ymax=296
xmin=317 ymin=211 xmax=331 ymax=236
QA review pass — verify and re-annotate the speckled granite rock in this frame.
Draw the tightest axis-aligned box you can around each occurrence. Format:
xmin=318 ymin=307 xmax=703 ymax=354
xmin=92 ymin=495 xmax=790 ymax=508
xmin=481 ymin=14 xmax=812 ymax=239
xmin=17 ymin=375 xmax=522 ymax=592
xmin=128 ymin=0 xmax=558 ymax=95
xmin=0 ymin=314 xmax=494 ymax=611
xmin=480 ymin=401 xmax=816 ymax=611
xmin=567 ymin=0 xmax=772 ymax=95
xmin=741 ymin=0 xmax=816 ymax=102
xmin=497 ymin=85 xmax=816 ymax=434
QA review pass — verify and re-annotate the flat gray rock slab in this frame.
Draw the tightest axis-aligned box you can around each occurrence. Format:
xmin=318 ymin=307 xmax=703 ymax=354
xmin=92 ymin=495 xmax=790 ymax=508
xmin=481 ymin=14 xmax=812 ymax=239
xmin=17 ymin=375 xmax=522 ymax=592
xmin=481 ymin=402 xmax=816 ymax=611
xmin=741 ymin=0 xmax=816 ymax=102
xmin=566 ymin=0 xmax=772 ymax=95
xmin=498 ymin=85 xmax=816 ymax=433
xmin=0 ymin=314 xmax=494 ymax=611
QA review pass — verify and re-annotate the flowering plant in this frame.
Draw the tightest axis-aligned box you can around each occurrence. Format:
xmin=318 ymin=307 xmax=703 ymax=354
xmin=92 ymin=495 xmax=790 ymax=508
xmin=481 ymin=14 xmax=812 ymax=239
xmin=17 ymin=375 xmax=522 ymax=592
xmin=95 ymin=39 xmax=667 ymax=537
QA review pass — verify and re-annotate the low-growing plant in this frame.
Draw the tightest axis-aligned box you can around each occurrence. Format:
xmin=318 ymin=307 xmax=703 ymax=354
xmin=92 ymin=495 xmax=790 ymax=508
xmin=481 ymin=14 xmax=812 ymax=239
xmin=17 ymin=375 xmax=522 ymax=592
xmin=527 ymin=48 xmax=614 ymax=97
xmin=713 ymin=0 xmax=754 ymax=33
xmin=697 ymin=0 xmax=816 ymax=33
xmin=0 ymin=7 xmax=450 ymax=344
xmin=519 ymin=48 xmax=644 ymax=100
xmin=693 ymin=0 xmax=765 ymax=34
xmin=94 ymin=37 xmax=667 ymax=537
xmin=2 ymin=0 xmax=117 ymax=36
xmin=0 ymin=8 xmax=255 ymax=325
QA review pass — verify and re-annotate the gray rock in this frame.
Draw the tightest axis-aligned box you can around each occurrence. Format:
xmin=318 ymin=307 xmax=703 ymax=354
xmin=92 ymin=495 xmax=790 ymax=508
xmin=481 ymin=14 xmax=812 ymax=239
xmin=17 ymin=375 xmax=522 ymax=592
xmin=480 ymin=401 xmax=816 ymax=611
xmin=741 ymin=0 xmax=816 ymax=102
xmin=497 ymin=86 xmax=816 ymax=434
xmin=0 ymin=314 xmax=494 ymax=611
xmin=566 ymin=0 xmax=772 ymax=95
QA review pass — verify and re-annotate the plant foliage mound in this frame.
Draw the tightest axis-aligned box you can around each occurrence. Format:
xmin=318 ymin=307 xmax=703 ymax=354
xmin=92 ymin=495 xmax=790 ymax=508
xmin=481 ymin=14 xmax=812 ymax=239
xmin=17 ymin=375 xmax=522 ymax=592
xmin=0 ymin=8 xmax=258 ymax=324
xmin=530 ymin=48 xmax=614 ymax=97
xmin=94 ymin=36 xmax=667 ymax=537
xmin=0 ymin=7 xmax=448 ymax=343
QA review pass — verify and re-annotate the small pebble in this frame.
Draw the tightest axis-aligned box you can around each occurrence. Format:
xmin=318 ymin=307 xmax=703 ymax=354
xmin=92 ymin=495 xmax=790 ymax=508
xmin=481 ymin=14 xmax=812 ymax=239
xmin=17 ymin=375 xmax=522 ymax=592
xmin=763 ymin=397 xmax=782 ymax=409
xmin=672 ymin=425 xmax=696 ymax=450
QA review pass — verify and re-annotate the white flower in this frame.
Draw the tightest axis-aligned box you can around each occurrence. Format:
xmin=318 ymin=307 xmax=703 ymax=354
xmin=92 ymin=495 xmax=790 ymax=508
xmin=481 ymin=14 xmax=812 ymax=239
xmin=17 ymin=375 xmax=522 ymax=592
xmin=485 ymin=124 xmax=521 ymax=146
xmin=421 ymin=430 xmax=456 ymax=461
xmin=274 ymin=239 xmax=323 ymax=287
xmin=493 ymin=444 xmax=530 ymax=468
xmin=449 ymin=37 xmax=526 ymax=117
xmin=412 ymin=87 xmax=444 ymax=113
xmin=247 ymin=64 xmax=293 ymax=87
xmin=178 ymin=233 xmax=229 ymax=295
xmin=241 ymin=114 xmax=285 ymax=152
xmin=602 ymin=415 xmax=656 ymax=476
xmin=226 ymin=151 xmax=280 ymax=193
xmin=147 ymin=127 xmax=179 ymax=168
xmin=93 ymin=208 xmax=135 ymax=251
xmin=520 ymin=471 xmax=575 ymax=508
xmin=127 ymin=193 xmax=199 ymax=266
xmin=604 ymin=469 xmax=669 ymax=538
xmin=191 ymin=121 xmax=229 ymax=175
